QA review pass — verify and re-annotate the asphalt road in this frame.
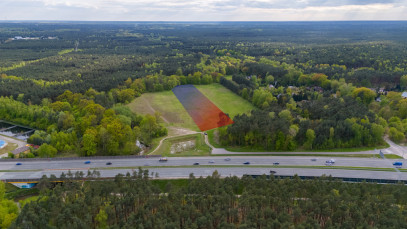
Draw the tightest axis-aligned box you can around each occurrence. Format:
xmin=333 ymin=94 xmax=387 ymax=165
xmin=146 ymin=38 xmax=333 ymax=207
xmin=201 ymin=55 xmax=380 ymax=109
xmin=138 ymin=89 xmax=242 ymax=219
xmin=3 ymin=156 xmax=407 ymax=169
xmin=0 ymin=156 xmax=406 ymax=181
xmin=0 ymin=156 xmax=405 ymax=170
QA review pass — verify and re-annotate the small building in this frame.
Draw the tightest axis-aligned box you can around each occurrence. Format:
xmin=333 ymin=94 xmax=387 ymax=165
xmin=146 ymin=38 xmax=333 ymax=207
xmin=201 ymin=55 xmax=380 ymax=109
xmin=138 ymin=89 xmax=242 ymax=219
xmin=11 ymin=146 xmax=30 ymax=156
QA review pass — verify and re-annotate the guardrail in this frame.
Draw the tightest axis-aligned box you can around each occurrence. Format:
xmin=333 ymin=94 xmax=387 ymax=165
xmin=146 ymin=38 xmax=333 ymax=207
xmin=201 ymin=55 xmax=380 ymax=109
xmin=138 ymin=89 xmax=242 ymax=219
xmin=0 ymin=154 xmax=161 ymax=162
xmin=244 ymin=174 xmax=407 ymax=185
xmin=4 ymin=174 xmax=407 ymax=185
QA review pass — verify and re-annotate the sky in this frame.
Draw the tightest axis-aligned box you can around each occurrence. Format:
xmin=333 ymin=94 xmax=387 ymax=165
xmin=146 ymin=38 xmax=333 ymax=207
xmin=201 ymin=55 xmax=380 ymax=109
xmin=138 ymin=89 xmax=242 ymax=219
xmin=1 ymin=0 xmax=407 ymax=21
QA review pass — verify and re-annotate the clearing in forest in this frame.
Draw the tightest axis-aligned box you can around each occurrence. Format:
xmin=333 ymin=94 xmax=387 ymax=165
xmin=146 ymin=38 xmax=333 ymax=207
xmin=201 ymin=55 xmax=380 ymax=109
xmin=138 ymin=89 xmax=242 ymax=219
xmin=172 ymin=85 xmax=234 ymax=131
xmin=127 ymin=83 xmax=255 ymax=132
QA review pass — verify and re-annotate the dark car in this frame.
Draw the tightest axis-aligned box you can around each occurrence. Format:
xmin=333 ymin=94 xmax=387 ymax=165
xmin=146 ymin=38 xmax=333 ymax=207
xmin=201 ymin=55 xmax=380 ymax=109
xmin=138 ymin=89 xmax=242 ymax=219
xmin=193 ymin=162 xmax=200 ymax=165
xmin=106 ymin=162 xmax=112 ymax=165
xmin=243 ymin=162 xmax=250 ymax=165
xmin=273 ymin=162 xmax=280 ymax=165
xmin=84 ymin=161 xmax=91 ymax=164
xmin=204 ymin=132 xmax=208 ymax=135
xmin=16 ymin=162 xmax=22 ymax=166
xmin=311 ymin=158 xmax=317 ymax=161
xmin=270 ymin=170 xmax=277 ymax=174
xmin=224 ymin=158 xmax=231 ymax=161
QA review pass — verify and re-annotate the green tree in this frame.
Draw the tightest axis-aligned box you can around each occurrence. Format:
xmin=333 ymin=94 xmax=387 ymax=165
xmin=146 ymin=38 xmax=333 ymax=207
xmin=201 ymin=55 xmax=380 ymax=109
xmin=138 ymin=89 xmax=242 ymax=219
xmin=304 ymin=129 xmax=315 ymax=150
xmin=82 ymin=129 xmax=98 ymax=156
xmin=352 ymin=87 xmax=376 ymax=105
xmin=37 ymin=143 xmax=58 ymax=158
xmin=95 ymin=208 xmax=108 ymax=229
xmin=389 ymin=127 xmax=405 ymax=143
xmin=400 ymin=75 xmax=407 ymax=90
xmin=0 ymin=181 xmax=18 ymax=229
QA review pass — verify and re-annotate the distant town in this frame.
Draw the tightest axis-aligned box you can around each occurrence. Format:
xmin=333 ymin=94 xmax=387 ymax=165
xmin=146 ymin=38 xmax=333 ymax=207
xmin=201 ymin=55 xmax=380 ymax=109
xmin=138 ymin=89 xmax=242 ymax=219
xmin=8 ymin=36 xmax=58 ymax=41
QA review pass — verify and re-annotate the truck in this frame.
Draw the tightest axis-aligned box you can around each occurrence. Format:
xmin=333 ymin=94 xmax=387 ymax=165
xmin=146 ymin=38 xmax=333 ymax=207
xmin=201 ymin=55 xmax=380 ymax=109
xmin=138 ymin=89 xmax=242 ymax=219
xmin=159 ymin=157 xmax=168 ymax=162
xmin=393 ymin=161 xmax=403 ymax=167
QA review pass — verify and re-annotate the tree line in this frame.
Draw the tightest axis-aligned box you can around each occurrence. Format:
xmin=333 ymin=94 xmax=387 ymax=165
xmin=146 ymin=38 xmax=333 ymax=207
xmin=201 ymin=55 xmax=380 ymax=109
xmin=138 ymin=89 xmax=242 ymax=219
xmin=9 ymin=170 xmax=407 ymax=228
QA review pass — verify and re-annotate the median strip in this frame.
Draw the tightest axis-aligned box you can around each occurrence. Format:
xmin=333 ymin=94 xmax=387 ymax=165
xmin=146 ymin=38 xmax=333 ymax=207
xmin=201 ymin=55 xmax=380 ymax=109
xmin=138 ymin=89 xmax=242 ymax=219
xmin=91 ymin=165 xmax=407 ymax=172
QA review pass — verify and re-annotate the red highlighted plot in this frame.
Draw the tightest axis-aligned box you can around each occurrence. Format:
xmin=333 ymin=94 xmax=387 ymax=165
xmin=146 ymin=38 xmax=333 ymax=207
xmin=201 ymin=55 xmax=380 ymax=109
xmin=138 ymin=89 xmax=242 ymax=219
xmin=172 ymin=85 xmax=234 ymax=131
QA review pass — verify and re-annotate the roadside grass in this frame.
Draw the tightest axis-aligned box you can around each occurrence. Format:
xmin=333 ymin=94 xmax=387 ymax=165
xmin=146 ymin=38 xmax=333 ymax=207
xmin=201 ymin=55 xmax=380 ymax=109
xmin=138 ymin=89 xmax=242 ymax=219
xmin=0 ymin=142 xmax=18 ymax=156
xmin=5 ymin=188 xmax=39 ymax=200
xmin=207 ymin=129 xmax=222 ymax=148
xmin=212 ymin=154 xmax=396 ymax=158
xmin=152 ymin=134 xmax=211 ymax=157
xmin=195 ymin=84 xmax=255 ymax=119
xmin=5 ymin=182 xmax=19 ymax=192
xmin=222 ymin=144 xmax=390 ymax=153
xmin=0 ymin=170 xmax=41 ymax=172
xmin=381 ymin=154 xmax=404 ymax=159
xmin=94 ymin=165 xmax=407 ymax=173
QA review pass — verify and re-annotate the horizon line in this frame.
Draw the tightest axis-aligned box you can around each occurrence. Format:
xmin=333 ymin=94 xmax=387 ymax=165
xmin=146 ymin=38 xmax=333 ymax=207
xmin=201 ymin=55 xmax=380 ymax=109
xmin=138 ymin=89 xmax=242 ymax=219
xmin=0 ymin=20 xmax=406 ymax=23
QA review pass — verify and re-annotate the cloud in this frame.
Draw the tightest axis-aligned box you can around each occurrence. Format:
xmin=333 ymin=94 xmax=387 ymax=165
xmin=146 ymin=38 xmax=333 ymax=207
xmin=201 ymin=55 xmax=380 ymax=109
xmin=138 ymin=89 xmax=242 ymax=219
xmin=0 ymin=0 xmax=406 ymax=21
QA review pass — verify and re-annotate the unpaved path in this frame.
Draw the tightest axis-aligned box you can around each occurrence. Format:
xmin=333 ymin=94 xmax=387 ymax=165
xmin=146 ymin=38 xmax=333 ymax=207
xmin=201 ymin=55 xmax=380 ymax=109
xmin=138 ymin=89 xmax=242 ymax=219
xmin=142 ymin=97 xmax=170 ymax=124
xmin=382 ymin=138 xmax=407 ymax=159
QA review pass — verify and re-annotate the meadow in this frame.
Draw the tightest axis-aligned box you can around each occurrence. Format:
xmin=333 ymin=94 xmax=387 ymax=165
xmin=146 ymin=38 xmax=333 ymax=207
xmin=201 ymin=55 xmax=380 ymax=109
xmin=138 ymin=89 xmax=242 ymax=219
xmin=127 ymin=83 xmax=255 ymax=132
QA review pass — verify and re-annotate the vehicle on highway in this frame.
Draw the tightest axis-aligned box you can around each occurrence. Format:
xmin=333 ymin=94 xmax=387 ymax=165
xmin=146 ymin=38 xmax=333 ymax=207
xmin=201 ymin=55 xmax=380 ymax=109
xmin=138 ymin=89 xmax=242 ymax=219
xmin=193 ymin=162 xmax=200 ymax=165
xmin=144 ymin=163 xmax=150 ymax=166
xmin=84 ymin=161 xmax=91 ymax=164
xmin=393 ymin=161 xmax=403 ymax=167
xmin=224 ymin=158 xmax=231 ymax=161
xmin=159 ymin=157 xmax=168 ymax=162
xmin=311 ymin=158 xmax=317 ymax=161
xmin=208 ymin=160 xmax=215 ymax=163
xmin=16 ymin=162 xmax=22 ymax=166
xmin=106 ymin=162 xmax=112 ymax=165
xmin=273 ymin=162 xmax=280 ymax=165
xmin=325 ymin=159 xmax=336 ymax=166
xmin=243 ymin=162 xmax=250 ymax=165
xmin=270 ymin=170 xmax=276 ymax=174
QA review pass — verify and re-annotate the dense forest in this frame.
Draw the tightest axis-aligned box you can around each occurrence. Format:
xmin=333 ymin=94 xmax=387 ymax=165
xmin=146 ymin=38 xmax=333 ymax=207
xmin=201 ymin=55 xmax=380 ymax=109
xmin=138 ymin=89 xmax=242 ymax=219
xmin=2 ymin=22 xmax=407 ymax=156
xmin=9 ymin=170 xmax=407 ymax=228
xmin=1 ymin=22 xmax=407 ymax=103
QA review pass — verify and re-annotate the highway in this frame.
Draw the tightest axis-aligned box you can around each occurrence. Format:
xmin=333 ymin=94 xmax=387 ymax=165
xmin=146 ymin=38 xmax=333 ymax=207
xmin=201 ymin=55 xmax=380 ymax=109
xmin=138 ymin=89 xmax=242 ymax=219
xmin=0 ymin=156 xmax=405 ymax=170
xmin=0 ymin=156 xmax=406 ymax=181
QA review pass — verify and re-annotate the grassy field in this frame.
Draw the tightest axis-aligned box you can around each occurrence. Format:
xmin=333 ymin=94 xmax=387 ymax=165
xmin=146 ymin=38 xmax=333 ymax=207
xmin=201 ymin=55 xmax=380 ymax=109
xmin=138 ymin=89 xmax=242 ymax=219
xmin=195 ymin=84 xmax=255 ymax=118
xmin=127 ymin=90 xmax=199 ymax=131
xmin=127 ymin=84 xmax=256 ymax=133
xmin=0 ymin=142 xmax=17 ymax=156
xmin=152 ymin=134 xmax=211 ymax=157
